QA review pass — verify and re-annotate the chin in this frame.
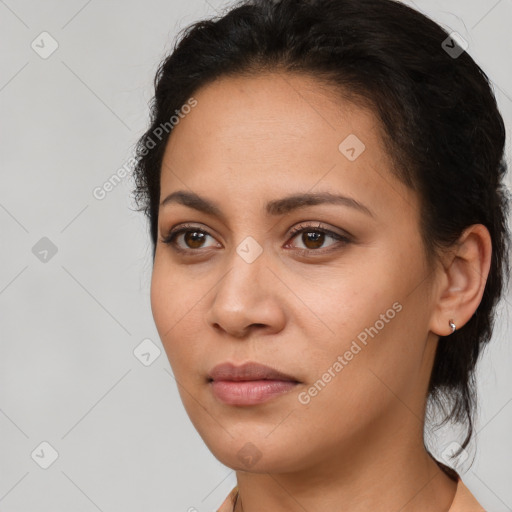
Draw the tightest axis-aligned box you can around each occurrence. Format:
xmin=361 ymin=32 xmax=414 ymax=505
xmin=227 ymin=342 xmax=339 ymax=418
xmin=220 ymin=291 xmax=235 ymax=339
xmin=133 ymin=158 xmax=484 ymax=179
xmin=201 ymin=432 xmax=307 ymax=474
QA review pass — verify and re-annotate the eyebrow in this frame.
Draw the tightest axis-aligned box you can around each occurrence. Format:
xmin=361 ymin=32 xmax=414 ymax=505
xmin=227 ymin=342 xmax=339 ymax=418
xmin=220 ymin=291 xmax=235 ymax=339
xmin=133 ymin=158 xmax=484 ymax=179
xmin=159 ymin=190 xmax=374 ymax=218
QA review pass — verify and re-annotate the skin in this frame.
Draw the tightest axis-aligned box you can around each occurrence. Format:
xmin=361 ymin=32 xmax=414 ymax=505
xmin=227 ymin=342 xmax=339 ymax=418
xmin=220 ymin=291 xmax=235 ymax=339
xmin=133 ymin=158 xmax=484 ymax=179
xmin=150 ymin=71 xmax=492 ymax=511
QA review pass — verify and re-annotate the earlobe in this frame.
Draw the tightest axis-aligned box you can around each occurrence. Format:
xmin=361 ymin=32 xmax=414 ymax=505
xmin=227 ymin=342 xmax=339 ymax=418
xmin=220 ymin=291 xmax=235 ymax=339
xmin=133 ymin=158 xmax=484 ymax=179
xmin=429 ymin=224 xmax=492 ymax=337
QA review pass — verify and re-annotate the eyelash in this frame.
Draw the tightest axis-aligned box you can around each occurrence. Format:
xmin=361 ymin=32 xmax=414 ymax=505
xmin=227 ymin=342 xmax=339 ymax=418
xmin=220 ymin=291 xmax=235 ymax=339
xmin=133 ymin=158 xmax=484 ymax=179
xmin=159 ymin=222 xmax=351 ymax=256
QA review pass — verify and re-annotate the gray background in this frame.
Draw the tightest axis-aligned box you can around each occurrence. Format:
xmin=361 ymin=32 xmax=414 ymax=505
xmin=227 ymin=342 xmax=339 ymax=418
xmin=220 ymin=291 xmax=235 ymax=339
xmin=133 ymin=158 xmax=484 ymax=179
xmin=1 ymin=0 xmax=511 ymax=510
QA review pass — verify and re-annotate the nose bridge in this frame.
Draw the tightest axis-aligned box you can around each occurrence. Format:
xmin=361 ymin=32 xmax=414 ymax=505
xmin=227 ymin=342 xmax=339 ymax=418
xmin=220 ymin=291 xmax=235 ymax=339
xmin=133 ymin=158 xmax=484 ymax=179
xmin=217 ymin=235 xmax=268 ymax=308
xmin=206 ymin=236 xmax=284 ymax=336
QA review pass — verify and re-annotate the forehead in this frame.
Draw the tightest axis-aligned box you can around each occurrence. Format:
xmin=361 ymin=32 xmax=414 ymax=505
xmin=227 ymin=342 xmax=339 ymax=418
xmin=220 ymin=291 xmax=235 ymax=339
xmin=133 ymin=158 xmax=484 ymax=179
xmin=159 ymin=72 xmax=416 ymax=219
xmin=164 ymin=71 xmax=378 ymax=159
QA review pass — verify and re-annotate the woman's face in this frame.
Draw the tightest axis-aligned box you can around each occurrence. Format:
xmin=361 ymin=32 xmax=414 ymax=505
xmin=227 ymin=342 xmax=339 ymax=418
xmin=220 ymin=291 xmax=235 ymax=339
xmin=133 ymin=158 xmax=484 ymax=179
xmin=151 ymin=72 xmax=441 ymax=474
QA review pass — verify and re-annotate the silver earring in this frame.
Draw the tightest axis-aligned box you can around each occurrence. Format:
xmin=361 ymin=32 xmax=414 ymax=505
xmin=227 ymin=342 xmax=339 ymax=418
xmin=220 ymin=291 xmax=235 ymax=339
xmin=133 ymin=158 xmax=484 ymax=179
xmin=449 ymin=319 xmax=456 ymax=334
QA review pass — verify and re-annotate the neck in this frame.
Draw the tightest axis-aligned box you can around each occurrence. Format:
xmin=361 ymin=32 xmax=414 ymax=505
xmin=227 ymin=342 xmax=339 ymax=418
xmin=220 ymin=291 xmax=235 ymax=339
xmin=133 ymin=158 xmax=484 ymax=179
xmin=233 ymin=417 xmax=458 ymax=512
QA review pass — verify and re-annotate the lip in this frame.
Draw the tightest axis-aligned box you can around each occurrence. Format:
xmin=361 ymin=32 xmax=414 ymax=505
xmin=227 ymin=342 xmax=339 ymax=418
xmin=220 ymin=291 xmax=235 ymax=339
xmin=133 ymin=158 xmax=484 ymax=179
xmin=208 ymin=362 xmax=300 ymax=406
xmin=208 ymin=361 xmax=300 ymax=382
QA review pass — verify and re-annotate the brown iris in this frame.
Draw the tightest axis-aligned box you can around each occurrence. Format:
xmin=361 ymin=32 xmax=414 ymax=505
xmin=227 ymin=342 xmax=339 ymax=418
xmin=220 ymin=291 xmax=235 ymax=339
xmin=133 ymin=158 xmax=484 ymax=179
xmin=301 ymin=231 xmax=324 ymax=249
xmin=184 ymin=230 xmax=206 ymax=249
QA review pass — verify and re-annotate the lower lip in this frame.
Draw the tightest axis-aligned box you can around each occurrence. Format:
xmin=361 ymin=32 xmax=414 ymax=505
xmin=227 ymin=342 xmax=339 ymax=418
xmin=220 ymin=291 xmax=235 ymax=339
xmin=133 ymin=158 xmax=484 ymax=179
xmin=210 ymin=379 xmax=299 ymax=405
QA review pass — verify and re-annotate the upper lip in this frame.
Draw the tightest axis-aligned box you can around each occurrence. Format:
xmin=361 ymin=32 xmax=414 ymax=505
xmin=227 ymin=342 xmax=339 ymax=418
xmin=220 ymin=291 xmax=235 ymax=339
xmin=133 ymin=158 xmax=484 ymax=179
xmin=208 ymin=362 xmax=300 ymax=382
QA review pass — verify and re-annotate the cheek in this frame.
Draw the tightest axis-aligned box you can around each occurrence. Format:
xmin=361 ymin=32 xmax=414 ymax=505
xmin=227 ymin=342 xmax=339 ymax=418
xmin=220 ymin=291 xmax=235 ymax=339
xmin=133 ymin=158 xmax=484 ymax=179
xmin=291 ymin=310 xmax=412 ymax=447
xmin=297 ymin=264 xmax=392 ymax=352
xmin=149 ymin=262 xmax=171 ymax=337
xmin=150 ymin=263 xmax=186 ymax=359
xmin=150 ymin=256 xmax=195 ymax=335
xmin=150 ymin=262 xmax=208 ymax=376
xmin=296 ymin=257 xmax=424 ymax=401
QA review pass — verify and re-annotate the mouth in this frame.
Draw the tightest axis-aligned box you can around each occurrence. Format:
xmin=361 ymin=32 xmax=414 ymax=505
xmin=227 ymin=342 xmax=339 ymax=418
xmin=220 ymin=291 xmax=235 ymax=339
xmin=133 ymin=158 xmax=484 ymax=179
xmin=207 ymin=361 xmax=301 ymax=406
xmin=208 ymin=361 xmax=300 ymax=383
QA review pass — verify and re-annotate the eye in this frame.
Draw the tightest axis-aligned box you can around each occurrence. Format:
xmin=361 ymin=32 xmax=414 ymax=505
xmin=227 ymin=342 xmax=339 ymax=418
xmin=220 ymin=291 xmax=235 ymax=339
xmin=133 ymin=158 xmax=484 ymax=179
xmin=160 ymin=223 xmax=219 ymax=252
xmin=286 ymin=222 xmax=351 ymax=254
xmin=159 ymin=222 xmax=351 ymax=255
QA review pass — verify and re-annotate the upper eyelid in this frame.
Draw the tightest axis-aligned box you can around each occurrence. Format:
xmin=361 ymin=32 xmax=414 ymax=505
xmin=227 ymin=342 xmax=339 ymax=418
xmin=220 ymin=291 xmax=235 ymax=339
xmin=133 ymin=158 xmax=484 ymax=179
xmin=163 ymin=221 xmax=345 ymax=237
xmin=161 ymin=222 xmax=350 ymax=246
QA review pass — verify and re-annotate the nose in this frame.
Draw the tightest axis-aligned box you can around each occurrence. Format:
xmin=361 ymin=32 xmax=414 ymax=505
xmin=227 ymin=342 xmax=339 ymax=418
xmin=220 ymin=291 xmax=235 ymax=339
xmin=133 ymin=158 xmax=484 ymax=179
xmin=204 ymin=245 xmax=287 ymax=339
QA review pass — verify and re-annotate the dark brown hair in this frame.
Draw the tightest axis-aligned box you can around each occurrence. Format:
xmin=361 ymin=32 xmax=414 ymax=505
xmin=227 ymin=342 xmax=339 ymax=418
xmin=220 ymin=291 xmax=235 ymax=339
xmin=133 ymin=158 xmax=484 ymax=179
xmin=132 ymin=0 xmax=510 ymax=462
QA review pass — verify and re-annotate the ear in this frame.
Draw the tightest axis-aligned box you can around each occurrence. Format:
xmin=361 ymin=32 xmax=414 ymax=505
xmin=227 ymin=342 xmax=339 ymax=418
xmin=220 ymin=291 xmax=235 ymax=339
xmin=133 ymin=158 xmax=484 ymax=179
xmin=429 ymin=224 xmax=492 ymax=336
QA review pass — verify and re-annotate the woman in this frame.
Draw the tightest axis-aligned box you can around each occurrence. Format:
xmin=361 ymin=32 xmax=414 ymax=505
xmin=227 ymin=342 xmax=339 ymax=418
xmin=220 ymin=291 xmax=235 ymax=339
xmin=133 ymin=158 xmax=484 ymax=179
xmin=132 ymin=0 xmax=510 ymax=510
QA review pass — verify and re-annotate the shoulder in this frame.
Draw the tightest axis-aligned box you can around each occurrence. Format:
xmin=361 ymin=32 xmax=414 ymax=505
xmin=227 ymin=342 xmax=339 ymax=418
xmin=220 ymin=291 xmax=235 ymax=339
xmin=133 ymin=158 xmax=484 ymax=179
xmin=449 ymin=477 xmax=486 ymax=512
xmin=216 ymin=485 xmax=238 ymax=512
